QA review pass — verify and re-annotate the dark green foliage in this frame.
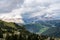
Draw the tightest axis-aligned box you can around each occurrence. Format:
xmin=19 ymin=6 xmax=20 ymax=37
xmin=0 ymin=28 xmax=3 ymax=38
xmin=0 ymin=20 xmax=60 ymax=40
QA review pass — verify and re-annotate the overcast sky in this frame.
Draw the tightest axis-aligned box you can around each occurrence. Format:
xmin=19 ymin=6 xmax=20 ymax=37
xmin=0 ymin=0 xmax=60 ymax=19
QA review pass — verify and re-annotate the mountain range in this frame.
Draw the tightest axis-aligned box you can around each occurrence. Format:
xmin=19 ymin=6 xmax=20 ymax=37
xmin=24 ymin=20 xmax=60 ymax=37
xmin=1 ymin=20 xmax=60 ymax=40
xmin=0 ymin=13 xmax=60 ymax=37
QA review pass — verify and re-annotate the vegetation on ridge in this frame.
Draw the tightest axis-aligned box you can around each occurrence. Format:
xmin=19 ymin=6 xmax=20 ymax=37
xmin=0 ymin=20 xmax=60 ymax=40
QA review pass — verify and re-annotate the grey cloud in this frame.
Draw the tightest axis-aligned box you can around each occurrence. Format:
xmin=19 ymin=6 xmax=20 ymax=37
xmin=0 ymin=0 xmax=24 ymax=13
xmin=0 ymin=0 xmax=60 ymax=20
xmin=21 ymin=0 xmax=60 ymax=20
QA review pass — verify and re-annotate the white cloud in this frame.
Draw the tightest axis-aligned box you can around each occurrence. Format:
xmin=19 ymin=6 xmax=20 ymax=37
xmin=21 ymin=0 xmax=60 ymax=19
xmin=0 ymin=0 xmax=60 ymax=23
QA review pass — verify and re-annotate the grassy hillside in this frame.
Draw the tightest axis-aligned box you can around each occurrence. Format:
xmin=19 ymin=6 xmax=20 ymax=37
xmin=0 ymin=20 xmax=60 ymax=40
xmin=24 ymin=23 xmax=50 ymax=34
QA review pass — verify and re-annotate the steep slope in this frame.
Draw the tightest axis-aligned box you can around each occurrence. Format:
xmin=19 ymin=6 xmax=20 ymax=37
xmin=0 ymin=20 xmax=24 ymax=29
xmin=24 ymin=23 xmax=50 ymax=34
xmin=0 ymin=19 xmax=60 ymax=37
xmin=0 ymin=20 xmax=55 ymax=40
xmin=24 ymin=20 xmax=60 ymax=37
xmin=0 ymin=20 xmax=31 ymax=34
xmin=41 ymin=27 xmax=60 ymax=37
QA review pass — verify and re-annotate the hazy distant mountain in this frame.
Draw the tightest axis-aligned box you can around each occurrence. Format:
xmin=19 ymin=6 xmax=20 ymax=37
xmin=24 ymin=20 xmax=60 ymax=37
xmin=0 ymin=13 xmax=60 ymax=37
xmin=21 ymin=13 xmax=60 ymax=24
xmin=0 ymin=18 xmax=60 ymax=37
xmin=42 ymin=27 xmax=60 ymax=37
xmin=1 ymin=20 xmax=57 ymax=40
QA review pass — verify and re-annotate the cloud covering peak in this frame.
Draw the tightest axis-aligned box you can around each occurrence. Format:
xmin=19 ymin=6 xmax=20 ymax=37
xmin=0 ymin=0 xmax=60 ymax=23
